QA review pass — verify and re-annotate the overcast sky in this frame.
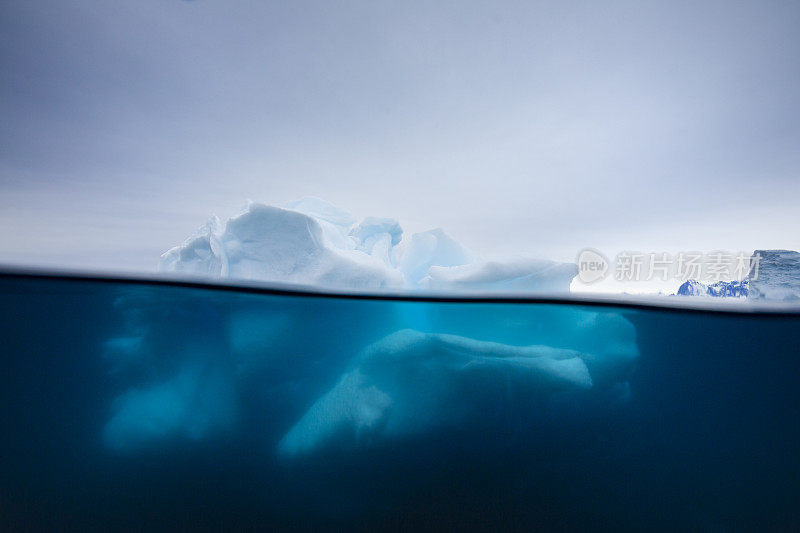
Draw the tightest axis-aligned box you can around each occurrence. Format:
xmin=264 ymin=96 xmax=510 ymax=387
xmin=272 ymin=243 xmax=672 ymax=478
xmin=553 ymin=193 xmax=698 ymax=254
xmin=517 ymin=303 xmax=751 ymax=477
xmin=2 ymin=0 xmax=799 ymax=284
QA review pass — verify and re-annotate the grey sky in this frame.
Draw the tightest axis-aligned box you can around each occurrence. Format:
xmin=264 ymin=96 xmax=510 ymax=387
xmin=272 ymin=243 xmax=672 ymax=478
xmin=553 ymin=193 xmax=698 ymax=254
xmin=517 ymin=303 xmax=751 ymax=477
xmin=2 ymin=0 xmax=799 ymax=276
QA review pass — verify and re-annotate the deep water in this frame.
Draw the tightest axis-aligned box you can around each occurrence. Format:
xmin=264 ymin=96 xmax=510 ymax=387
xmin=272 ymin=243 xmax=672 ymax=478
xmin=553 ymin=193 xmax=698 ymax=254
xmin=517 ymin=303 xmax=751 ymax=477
xmin=1 ymin=275 xmax=799 ymax=531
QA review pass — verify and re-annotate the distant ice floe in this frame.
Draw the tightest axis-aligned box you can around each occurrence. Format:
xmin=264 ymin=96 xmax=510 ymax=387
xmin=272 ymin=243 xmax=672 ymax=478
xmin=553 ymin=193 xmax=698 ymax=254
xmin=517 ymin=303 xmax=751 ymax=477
xmin=675 ymin=279 xmax=749 ymax=298
xmin=749 ymin=250 xmax=800 ymax=301
xmin=160 ymin=198 xmax=577 ymax=293
xmin=674 ymin=250 xmax=800 ymax=300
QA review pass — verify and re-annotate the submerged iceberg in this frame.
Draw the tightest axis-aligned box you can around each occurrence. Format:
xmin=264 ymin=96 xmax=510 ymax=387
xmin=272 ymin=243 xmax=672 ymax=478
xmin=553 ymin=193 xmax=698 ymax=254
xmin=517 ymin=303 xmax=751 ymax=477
xmin=103 ymin=363 xmax=238 ymax=453
xmin=100 ymin=287 xmax=639 ymax=458
xmin=276 ymin=329 xmax=594 ymax=458
xmin=160 ymin=198 xmax=577 ymax=293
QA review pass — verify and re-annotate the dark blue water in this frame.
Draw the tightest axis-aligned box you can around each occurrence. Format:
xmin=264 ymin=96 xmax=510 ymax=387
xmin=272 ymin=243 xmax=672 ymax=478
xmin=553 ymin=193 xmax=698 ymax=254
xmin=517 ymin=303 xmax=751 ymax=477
xmin=1 ymin=274 xmax=799 ymax=531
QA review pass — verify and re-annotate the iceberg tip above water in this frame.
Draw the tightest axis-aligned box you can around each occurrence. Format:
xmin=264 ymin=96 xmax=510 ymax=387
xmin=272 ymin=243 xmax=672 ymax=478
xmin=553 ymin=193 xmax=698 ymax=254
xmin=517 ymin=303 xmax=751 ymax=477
xmin=159 ymin=198 xmax=576 ymax=293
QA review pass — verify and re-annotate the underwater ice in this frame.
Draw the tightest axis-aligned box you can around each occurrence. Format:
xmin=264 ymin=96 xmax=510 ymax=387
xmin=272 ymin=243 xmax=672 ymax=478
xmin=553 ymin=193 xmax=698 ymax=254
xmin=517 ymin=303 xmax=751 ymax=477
xmin=103 ymin=363 xmax=238 ymax=453
xmin=276 ymin=330 xmax=594 ymax=458
xmin=160 ymin=198 xmax=577 ymax=292
xmin=101 ymin=291 xmax=639 ymax=458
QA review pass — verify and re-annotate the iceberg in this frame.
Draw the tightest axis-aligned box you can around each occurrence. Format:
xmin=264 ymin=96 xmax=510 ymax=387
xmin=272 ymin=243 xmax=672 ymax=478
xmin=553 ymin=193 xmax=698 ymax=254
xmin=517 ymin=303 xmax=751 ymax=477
xmin=422 ymin=257 xmax=579 ymax=292
xmin=674 ymin=250 xmax=800 ymax=300
xmin=160 ymin=202 xmax=403 ymax=289
xmin=749 ymin=250 xmax=800 ymax=301
xmin=98 ymin=201 xmax=632 ymax=457
xmin=103 ymin=363 xmax=238 ymax=453
xmin=398 ymin=228 xmax=476 ymax=286
xmin=99 ymin=286 xmax=638 ymax=458
xmin=675 ymin=279 xmax=748 ymax=298
xmin=277 ymin=319 xmax=638 ymax=459
xmin=160 ymin=198 xmax=576 ymax=293
xmin=276 ymin=329 xmax=594 ymax=458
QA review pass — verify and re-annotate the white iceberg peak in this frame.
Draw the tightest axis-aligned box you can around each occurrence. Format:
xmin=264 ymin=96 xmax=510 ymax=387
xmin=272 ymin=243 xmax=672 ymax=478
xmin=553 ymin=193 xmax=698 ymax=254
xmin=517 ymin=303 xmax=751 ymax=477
xmin=160 ymin=199 xmax=576 ymax=293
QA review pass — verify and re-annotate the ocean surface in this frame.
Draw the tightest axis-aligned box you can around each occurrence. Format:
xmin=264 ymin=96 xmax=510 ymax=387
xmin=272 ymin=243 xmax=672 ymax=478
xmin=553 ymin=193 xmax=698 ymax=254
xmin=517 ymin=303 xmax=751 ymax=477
xmin=1 ymin=273 xmax=799 ymax=531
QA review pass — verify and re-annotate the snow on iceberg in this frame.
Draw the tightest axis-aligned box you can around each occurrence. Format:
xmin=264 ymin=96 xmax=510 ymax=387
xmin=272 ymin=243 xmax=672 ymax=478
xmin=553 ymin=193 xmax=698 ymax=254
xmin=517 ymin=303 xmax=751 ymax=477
xmin=398 ymin=228 xmax=476 ymax=286
xmin=422 ymin=257 xmax=580 ymax=292
xmin=160 ymin=198 xmax=576 ymax=293
xmin=160 ymin=202 xmax=403 ymax=289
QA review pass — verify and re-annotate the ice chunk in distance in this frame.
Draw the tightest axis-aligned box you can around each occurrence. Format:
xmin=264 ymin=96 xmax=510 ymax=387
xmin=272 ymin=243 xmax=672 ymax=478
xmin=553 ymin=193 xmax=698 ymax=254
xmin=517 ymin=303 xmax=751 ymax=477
xmin=749 ymin=250 xmax=800 ymax=301
xmin=277 ymin=330 xmax=593 ymax=459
